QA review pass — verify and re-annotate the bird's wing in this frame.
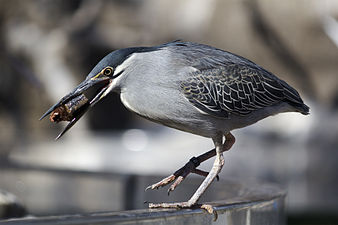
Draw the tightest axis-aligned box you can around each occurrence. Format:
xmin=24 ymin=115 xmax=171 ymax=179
xmin=181 ymin=63 xmax=294 ymax=118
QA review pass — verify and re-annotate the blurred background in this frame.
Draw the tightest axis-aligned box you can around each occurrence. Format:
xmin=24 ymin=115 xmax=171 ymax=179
xmin=0 ymin=0 xmax=337 ymax=224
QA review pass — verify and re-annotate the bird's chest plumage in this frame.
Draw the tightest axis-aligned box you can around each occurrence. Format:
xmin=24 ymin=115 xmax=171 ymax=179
xmin=118 ymin=58 xmax=192 ymax=123
xmin=120 ymin=83 xmax=184 ymax=121
xmin=119 ymin=84 xmax=226 ymax=138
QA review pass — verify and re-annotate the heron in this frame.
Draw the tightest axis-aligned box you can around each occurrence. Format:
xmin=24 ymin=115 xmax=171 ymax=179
xmin=40 ymin=41 xmax=309 ymax=210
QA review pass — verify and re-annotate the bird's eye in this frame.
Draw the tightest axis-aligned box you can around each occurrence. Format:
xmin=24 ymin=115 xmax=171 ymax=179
xmin=103 ymin=67 xmax=113 ymax=76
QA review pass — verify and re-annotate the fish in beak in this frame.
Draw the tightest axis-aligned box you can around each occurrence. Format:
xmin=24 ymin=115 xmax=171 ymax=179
xmin=40 ymin=69 xmax=114 ymax=140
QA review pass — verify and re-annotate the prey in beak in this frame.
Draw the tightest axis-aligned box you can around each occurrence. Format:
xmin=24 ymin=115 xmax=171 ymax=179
xmin=40 ymin=66 xmax=115 ymax=140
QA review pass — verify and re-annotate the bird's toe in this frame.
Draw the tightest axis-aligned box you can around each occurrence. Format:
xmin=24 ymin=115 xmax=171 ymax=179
xmin=145 ymin=174 xmax=177 ymax=191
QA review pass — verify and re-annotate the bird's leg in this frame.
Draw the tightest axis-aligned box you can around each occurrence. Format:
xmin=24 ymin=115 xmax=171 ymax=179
xmin=148 ymin=132 xmax=235 ymax=209
xmin=221 ymin=132 xmax=235 ymax=152
xmin=145 ymin=149 xmax=216 ymax=194
xmin=146 ymin=133 xmax=235 ymax=194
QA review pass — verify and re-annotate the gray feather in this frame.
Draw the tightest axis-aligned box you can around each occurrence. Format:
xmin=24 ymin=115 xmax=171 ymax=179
xmin=174 ymin=42 xmax=309 ymax=117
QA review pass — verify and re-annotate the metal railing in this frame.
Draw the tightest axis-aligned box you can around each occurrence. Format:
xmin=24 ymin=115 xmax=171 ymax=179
xmin=0 ymin=165 xmax=286 ymax=225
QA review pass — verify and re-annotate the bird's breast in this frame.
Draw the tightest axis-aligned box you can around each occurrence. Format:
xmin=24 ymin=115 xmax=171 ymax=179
xmin=120 ymin=85 xmax=182 ymax=119
xmin=119 ymin=87 xmax=228 ymax=138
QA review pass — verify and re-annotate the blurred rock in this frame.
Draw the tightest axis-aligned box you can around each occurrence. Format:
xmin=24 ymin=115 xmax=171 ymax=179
xmin=0 ymin=189 xmax=27 ymax=219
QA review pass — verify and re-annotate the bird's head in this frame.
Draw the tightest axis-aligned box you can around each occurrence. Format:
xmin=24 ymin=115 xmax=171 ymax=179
xmin=40 ymin=47 xmax=151 ymax=139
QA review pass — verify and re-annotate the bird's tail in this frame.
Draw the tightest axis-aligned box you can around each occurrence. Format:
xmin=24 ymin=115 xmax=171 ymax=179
xmin=279 ymin=80 xmax=310 ymax=115
xmin=290 ymin=102 xmax=310 ymax=115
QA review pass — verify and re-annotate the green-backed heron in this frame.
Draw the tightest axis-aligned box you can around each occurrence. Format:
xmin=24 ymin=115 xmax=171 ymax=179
xmin=41 ymin=41 xmax=309 ymax=210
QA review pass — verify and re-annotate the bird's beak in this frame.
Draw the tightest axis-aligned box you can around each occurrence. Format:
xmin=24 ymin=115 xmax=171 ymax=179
xmin=40 ymin=75 xmax=112 ymax=139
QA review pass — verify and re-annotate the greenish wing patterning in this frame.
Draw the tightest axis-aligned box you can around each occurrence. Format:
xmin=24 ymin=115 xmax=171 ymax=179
xmin=181 ymin=64 xmax=292 ymax=118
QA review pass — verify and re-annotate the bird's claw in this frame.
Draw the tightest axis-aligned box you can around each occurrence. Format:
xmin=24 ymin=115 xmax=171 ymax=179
xmin=148 ymin=202 xmax=218 ymax=221
xmin=145 ymin=174 xmax=176 ymax=191
xmin=167 ymin=176 xmax=184 ymax=195
xmin=146 ymin=156 xmax=218 ymax=195
xmin=201 ymin=204 xmax=218 ymax=221
xmin=149 ymin=201 xmax=191 ymax=208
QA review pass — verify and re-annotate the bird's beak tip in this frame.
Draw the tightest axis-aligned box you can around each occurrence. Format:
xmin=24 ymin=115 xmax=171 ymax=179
xmin=55 ymin=135 xmax=62 ymax=141
xmin=39 ymin=113 xmax=48 ymax=121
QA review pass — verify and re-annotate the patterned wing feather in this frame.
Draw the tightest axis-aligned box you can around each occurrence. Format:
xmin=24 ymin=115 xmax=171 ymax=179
xmin=181 ymin=64 xmax=295 ymax=118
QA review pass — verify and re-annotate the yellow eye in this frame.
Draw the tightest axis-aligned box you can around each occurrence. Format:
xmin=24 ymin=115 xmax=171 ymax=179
xmin=103 ymin=67 xmax=113 ymax=76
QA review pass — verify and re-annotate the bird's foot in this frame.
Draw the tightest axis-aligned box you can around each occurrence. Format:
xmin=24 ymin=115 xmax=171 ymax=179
xmin=145 ymin=156 xmax=219 ymax=195
xmin=148 ymin=201 xmax=192 ymax=208
xmin=201 ymin=204 xmax=218 ymax=221
xmin=148 ymin=202 xmax=218 ymax=221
